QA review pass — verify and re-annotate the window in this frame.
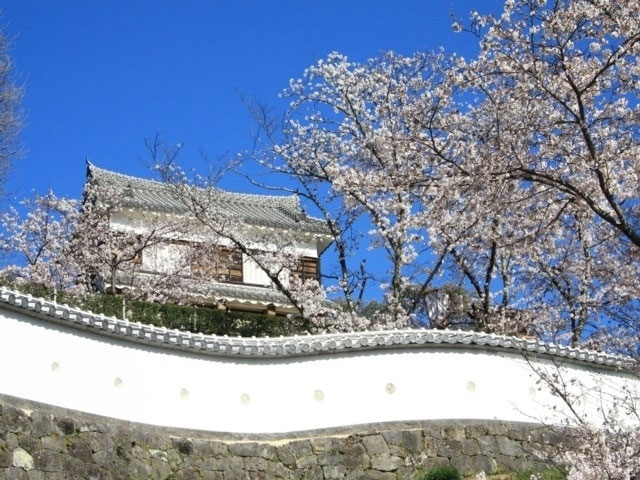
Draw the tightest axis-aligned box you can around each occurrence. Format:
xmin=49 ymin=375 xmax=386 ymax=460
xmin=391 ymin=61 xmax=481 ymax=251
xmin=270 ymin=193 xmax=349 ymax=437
xmin=291 ymin=257 xmax=319 ymax=282
xmin=132 ymin=249 xmax=143 ymax=265
xmin=191 ymin=245 xmax=243 ymax=283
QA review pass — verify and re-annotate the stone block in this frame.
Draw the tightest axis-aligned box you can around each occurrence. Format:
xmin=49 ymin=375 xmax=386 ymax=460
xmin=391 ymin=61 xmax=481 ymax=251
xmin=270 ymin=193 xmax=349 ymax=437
xmin=318 ymin=452 xmax=344 ymax=466
xmin=173 ymin=466 xmax=203 ymax=480
xmin=421 ymin=426 xmax=442 ymax=439
xmin=229 ymin=442 xmax=276 ymax=460
xmin=464 ymin=425 xmax=488 ymax=439
xmin=472 ymin=455 xmax=498 ymax=474
xmin=310 ymin=437 xmax=340 ymax=454
xmin=223 ymin=469 xmax=251 ymax=480
xmin=227 ymin=455 xmax=245 ymax=470
xmin=17 ymin=435 xmax=39 ymax=454
xmin=362 ymin=435 xmax=389 ymax=456
xmin=388 ymin=444 xmax=406 ymax=457
xmin=30 ymin=412 xmax=57 ymax=437
xmin=507 ymin=428 xmax=527 ymax=441
xmin=461 ymin=438 xmax=480 ymax=456
xmin=6 ymin=432 xmax=19 ymax=449
xmin=202 ymin=472 xmax=225 ymax=480
xmin=150 ymin=457 xmax=172 ymax=479
xmin=33 ymin=449 xmax=63 ymax=472
xmin=354 ymin=472 xmax=397 ymax=480
xmin=436 ymin=439 xmax=462 ymax=458
xmin=209 ymin=441 xmax=231 ymax=457
xmin=381 ymin=431 xmax=402 ymax=446
xmin=172 ymin=437 xmax=194 ymax=455
xmin=61 ymin=455 xmax=88 ymax=478
xmin=0 ymin=446 xmax=12 ymax=468
xmin=300 ymin=465 xmax=324 ymax=480
xmin=91 ymin=449 xmax=120 ymax=469
xmin=56 ymin=417 xmax=76 ymax=436
xmin=27 ymin=471 xmax=46 ymax=480
xmin=80 ymin=432 xmax=114 ymax=453
xmin=485 ymin=423 xmax=508 ymax=436
xmin=266 ymin=460 xmax=291 ymax=478
xmin=129 ymin=458 xmax=153 ymax=478
xmin=323 ymin=464 xmax=347 ymax=479
xmin=400 ymin=431 xmax=422 ymax=453
xmin=288 ymin=439 xmax=313 ymax=458
xmin=12 ymin=447 xmax=34 ymax=470
xmin=494 ymin=454 xmax=530 ymax=471
xmin=4 ymin=408 xmax=31 ymax=434
xmin=40 ymin=435 xmax=66 ymax=453
xmin=477 ymin=435 xmax=497 ymax=455
xmin=420 ymin=457 xmax=450 ymax=470
xmin=297 ymin=454 xmax=318 ymax=469
xmin=68 ymin=438 xmax=93 ymax=463
xmin=131 ymin=444 xmax=151 ymax=462
xmin=277 ymin=444 xmax=297 ymax=467
xmin=201 ymin=456 xmax=230 ymax=471
xmin=4 ymin=467 xmax=29 ymax=480
xmin=343 ymin=443 xmax=369 ymax=470
xmin=422 ymin=437 xmax=437 ymax=457
xmin=371 ymin=454 xmax=400 ymax=472
xmin=451 ymin=455 xmax=477 ymax=475
xmin=495 ymin=436 xmax=523 ymax=457
xmin=440 ymin=426 xmax=465 ymax=441
xmin=243 ymin=456 xmax=268 ymax=471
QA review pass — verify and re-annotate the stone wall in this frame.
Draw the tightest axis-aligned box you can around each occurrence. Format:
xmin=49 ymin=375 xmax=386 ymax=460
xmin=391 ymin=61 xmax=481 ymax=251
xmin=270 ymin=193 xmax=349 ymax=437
xmin=0 ymin=395 xmax=558 ymax=480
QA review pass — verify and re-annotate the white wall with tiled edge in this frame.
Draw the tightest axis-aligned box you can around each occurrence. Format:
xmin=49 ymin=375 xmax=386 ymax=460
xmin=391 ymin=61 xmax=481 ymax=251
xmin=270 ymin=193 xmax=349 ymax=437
xmin=0 ymin=305 xmax=637 ymax=434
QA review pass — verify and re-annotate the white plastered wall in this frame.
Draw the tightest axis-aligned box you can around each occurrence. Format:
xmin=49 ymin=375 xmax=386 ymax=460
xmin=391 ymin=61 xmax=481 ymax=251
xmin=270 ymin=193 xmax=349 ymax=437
xmin=110 ymin=211 xmax=323 ymax=289
xmin=1 ymin=306 xmax=635 ymax=434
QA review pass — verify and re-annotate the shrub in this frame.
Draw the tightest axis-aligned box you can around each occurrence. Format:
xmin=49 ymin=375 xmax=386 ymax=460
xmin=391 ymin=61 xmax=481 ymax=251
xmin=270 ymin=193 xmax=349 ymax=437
xmin=0 ymin=280 xmax=305 ymax=337
xmin=422 ymin=466 xmax=461 ymax=480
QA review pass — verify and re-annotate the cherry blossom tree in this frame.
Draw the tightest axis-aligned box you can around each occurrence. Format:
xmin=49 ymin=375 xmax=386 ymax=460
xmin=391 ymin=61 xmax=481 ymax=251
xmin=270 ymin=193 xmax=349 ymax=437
xmin=221 ymin=0 xmax=640 ymax=348
xmin=0 ymin=181 xmax=195 ymax=303
xmin=67 ymin=179 xmax=193 ymax=302
xmin=450 ymin=0 xmax=640 ymax=347
xmin=0 ymin=190 xmax=78 ymax=292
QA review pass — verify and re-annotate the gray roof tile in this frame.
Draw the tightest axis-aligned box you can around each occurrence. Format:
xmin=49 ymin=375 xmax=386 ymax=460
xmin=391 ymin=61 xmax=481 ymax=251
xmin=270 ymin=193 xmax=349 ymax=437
xmin=1 ymin=286 xmax=634 ymax=368
xmin=87 ymin=163 xmax=331 ymax=234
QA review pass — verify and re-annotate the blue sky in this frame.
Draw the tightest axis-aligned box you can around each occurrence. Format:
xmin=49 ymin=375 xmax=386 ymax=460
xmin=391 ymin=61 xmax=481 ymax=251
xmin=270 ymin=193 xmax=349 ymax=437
xmin=2 ymin=1 xmax=502 ymax=200
xmin=1 ymin=1 xmax=504 ymax=301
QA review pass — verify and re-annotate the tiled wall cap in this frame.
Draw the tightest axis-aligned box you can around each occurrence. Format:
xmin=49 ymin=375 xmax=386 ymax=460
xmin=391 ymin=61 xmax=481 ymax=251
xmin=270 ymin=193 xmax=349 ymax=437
xmin=0 ymin=286 xmax=634 ymax=369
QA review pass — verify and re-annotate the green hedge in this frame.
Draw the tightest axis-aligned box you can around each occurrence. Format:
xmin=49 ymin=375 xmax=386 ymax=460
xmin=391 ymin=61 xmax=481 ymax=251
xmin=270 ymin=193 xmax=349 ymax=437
xmin=1 ymin=281 xmax=304 ymax=337
xmin=422 ymin=466 xmax=461 ymax=480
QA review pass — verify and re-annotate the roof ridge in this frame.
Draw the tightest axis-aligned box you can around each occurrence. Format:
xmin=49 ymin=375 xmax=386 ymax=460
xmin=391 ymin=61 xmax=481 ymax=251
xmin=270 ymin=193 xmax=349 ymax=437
xmin=88 ymin=163 xmax=300 ymax=202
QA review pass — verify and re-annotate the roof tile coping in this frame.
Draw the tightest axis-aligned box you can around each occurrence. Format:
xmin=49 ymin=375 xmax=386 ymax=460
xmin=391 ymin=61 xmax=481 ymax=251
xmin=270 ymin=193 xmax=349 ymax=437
xmin=0 ymin=286 xmax=634 ymax=369
xmin=87 ymin=162 xmax=299 ymax=205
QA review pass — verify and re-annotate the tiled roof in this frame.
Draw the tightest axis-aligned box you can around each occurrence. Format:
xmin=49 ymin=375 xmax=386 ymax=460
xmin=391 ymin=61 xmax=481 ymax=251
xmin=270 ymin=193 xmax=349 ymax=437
xmin=189 ymin=281 xmax=292 ymax=306
xmin=1 ymin=286 xmax=633 ymax=368
xmin=115 ymin=272 xmax=293 ymax=307
xmin=87 ymin=163 xmax=331 ymax=235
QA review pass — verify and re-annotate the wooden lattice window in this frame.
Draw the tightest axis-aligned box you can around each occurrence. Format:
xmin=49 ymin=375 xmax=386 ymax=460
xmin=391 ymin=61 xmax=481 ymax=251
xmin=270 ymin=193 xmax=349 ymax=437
xmin=291 ymin=257 xmax=319 ymax=282
xmin=191 ymin=245 xmax=243 ymax=283
xmin=132 ymin=250 xmax=143 ymax=265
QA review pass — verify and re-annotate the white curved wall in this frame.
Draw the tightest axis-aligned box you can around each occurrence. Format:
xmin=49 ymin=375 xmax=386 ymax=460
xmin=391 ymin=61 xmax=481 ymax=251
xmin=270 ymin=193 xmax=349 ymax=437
xmin=0 ymin=306 xmax=637 ymax=433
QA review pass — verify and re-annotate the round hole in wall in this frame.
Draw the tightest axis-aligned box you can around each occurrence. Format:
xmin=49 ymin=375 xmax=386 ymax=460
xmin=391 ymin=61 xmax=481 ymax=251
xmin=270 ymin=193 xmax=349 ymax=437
xmin=240 ymin=393 xmax=250 ymax=405
xmin=313 ymin=390 xmax=324 ymax=401
xmin=50 ymin=362 xmax=60 ymax=373
xmin=180 ymin=388 xmax=189 ymax=400
xmin=114 ymin=377 xmax=123 ymax=389
xmin=466 ymin=381 xmax=476 ymax=393
xmin=385 ymin=383 xmax=396 ymax=395
xmin=529 ymin=386 xmax=537 ymax=397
